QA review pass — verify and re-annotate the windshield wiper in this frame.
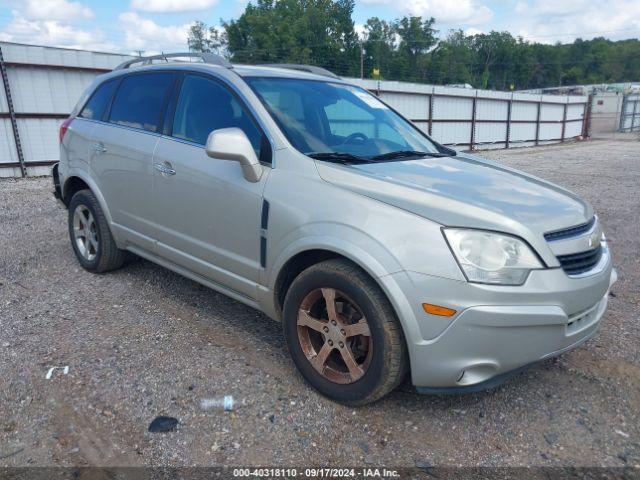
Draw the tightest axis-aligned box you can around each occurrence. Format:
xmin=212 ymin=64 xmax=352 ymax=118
xmin=307 ymin=152 xmax=371 ymax=164
xmin=371 ymin=150 xmax=450 ymax=161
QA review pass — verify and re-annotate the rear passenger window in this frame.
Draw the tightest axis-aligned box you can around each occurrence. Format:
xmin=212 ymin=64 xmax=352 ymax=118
xmin=108 ymin=73 xmax=174 ymax=133
xmin=79 ymin=79 xmax=118 ymax=120
xmin=172 ymin=75 xmax=264 ymax=159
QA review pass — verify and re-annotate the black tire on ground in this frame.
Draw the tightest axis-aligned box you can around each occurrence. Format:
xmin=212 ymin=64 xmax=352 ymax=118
xmin=283 ymin=259 xmax=408 ymax=405
xmin=68 ymin=189 xmax=126 ymax=273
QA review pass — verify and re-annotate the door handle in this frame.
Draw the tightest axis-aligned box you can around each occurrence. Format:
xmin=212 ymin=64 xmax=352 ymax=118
xmin=92 ymin=142 xmax=107 ymax=154
xmin=154 ymin=163 xmax=176 ymax=176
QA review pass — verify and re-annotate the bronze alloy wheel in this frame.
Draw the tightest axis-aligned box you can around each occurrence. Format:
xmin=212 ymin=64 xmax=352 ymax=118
xmin=297 ymin=287 xmax=373 ymax=384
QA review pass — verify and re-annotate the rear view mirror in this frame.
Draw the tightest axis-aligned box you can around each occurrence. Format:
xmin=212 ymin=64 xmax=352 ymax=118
xmin=205 ymin=128 xmax=263 ymax=183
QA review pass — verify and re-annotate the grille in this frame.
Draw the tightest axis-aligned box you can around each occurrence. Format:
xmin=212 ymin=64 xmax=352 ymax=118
xmin=556 ymin=246 xmax=603 ymax=275
xmin=544 ymin=217 xmax=596 ymax=242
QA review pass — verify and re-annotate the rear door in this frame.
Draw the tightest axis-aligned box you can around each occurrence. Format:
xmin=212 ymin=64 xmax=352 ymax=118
xmin=90 ymin=72 xmax=176 ymax=251
xmin=151 ymin=73 xmax=271 ymax=299
xmin=70 ymin=78 xmax=120 ymax=172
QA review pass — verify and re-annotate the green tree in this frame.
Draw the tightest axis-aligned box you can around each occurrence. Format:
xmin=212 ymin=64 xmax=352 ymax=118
xmin=188 ymin=21 xmax=209 ymax=52
xmin=190 ymin=1 xmax=640 ymax=90
xmin=394 ymin=16 xmax=437 ymax=81
xmin=467 ymin=32 xmax=518 ymax=90
xmin=428 ymin=30 xmax=473 ymax=85
xmin=223 ymin=0 xmax=359 ymax=76
xmin=188 ymin=21 xmax=226 ymax=54
xmin=362 ymin=17 xmax=396 ymax=79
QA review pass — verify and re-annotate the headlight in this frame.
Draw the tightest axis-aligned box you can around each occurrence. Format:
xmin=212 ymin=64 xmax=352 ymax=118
xmin=443 ymin=229 xmax=544 ymax=285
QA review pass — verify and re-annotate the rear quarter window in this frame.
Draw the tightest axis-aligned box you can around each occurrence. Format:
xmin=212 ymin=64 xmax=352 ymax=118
xmin=79 ymin=79 xmax=118 ymax=120
xmin=108 ymin=73 xmax=175 ymax=133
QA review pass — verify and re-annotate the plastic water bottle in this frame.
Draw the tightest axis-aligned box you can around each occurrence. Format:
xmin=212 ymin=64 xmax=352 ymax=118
xmin=200 ymin=395 xmax=236 ymax=411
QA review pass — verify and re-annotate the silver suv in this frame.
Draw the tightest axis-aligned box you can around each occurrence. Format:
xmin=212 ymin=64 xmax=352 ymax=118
xmin=53 ymin=53 xmax=616 ymax=405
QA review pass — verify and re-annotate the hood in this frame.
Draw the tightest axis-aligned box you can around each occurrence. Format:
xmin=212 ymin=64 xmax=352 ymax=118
xmin=315 ymin=153 xmax=593 ymax=238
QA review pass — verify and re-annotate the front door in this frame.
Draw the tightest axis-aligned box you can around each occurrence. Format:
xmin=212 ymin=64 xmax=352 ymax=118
xmin=151 ymin=74 xmax=271 ymax=300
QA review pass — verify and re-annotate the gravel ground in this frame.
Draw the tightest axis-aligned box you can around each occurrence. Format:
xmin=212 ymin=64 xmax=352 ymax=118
xmin=0 ymin=137 xmax=639 ymax=470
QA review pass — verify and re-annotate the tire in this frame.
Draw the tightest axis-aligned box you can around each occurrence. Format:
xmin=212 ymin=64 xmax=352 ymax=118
xmin=283 ymin=259 xmax=408 ymax=405
xmin=68 ymin=189 xmax=126 ymax=273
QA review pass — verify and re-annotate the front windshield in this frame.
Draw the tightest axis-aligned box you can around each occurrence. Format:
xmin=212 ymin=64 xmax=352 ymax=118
xmin=245 ymin=77 xmax=441 ymax=159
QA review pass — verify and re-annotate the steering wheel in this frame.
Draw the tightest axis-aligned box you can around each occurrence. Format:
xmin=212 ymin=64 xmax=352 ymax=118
xmin=342 ymin=132 xmax=368 ymax=145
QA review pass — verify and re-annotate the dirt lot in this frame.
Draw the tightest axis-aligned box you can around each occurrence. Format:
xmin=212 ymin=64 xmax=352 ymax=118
xmin=1 ymin=137 xmax=639 ymax=470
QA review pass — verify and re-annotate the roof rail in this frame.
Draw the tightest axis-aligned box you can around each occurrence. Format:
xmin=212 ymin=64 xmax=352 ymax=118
xmin=115 ymin=52 xmax=232 ymax=70
xmin=262 ymin=64 xmax=340 ymax=79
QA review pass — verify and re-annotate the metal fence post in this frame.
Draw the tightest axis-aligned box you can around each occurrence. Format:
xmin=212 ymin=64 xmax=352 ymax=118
xmin=583 ymin=94 xmax=592 ymax=138
xmin=470 ymin=93 xmax=477 ymax=150
xmin=618 ymin=94 xmax=627 ymax=132
xmin=560 ymin=100 xmax=568 ymax=142
xmin=535 ymin=99 xmax=542 ymax=146
xmin=0 ymin=45 xmax=27 ymax=177
xmin=428 ymin=86 xmax=434 ymax=136
xmin=506 ymin=94 xmax=513 ymax=149
xmin=632 ymin=96 xmax=638 ymax=132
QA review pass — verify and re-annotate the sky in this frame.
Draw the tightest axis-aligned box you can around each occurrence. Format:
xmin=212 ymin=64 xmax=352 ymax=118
xmin=0 ymin=0 xmax=638 ymax=55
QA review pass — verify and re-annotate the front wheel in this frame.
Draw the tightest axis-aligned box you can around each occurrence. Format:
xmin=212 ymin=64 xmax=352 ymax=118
xmin=283 ymin=259 xmax=408 ymax=405
xmin=68 ymin=189 xmax=126 ymax=273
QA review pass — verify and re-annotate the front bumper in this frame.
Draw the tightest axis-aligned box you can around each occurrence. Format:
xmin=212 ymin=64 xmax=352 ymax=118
xmin=390 ymin=249 xmax=616 ymax=391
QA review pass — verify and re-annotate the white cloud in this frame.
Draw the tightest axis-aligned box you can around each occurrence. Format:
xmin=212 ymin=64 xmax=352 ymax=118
xmin=130 ymin=0 xmax=219 ymax=13
xmin=515 ymin=0 xmax=588 ymax=17
xmin=119 ymin=12 xmax=191 ymax=53
xmin=23 ymin=0 xmax=94 ymax=22
xmin=508 ymin=0 xmax=640 ymax=43
xmin=464 ymin=27 xmax=484 ymax=36
xmin=0 ymin=6 xmax=193 ymax=54
xmin=358 ymin=0 xmax=493 ymax=25
xmin=514 ymin=1 xmax=527 ymax=14
xmin=0 ymin=12 xmax=117 ymax=51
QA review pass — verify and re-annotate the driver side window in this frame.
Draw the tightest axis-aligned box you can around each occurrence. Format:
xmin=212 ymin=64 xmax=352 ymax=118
xmin=172 ymin=75 xmax=263 ymax=160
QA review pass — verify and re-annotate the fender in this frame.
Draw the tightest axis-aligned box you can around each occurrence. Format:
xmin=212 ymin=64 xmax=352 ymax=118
xmin=258 ymin=229 xmax=424 ymax=347
xmin=61 ymin=168 xmax=122 ymax=245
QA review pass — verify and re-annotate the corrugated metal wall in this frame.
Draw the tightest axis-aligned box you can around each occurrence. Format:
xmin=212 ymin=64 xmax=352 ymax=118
xmin=619 ymin=94 xmax=640 ymax=132
xmin=0 ymin=42 xmax=131 ymax=177
xmin=350 ymin=79 xmax=588 ymax=150
xmin=0 ymin=41 xmax=589 ymax=178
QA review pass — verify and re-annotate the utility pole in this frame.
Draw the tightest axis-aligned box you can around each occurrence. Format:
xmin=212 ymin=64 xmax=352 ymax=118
xmin=135 ymin=50 xmax=145 ymax=57
xmin=360 ymin=41 xmax=364 ymax=79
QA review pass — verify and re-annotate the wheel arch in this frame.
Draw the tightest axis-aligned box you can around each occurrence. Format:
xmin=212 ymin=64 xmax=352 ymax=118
xmin=273 ymin=248 xmax=347 ymax=319
xmin=62 ymin=176 xmax=90 ymax=206
xmin=267 ymin=237 xmax=421 ymax=355
xmin=61 ymin=170 xmax=114 ymax=227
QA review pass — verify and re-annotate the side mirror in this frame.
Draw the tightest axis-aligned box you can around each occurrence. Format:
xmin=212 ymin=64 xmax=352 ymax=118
xmin=205 ymin=127 xmax=263 ymax=183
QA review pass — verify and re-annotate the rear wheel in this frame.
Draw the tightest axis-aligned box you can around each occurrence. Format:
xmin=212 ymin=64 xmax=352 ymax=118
xmin=283 ymin=259 xmax=408 ymax=405
xmin=68 ymin=189 xmax=126 ymax=273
